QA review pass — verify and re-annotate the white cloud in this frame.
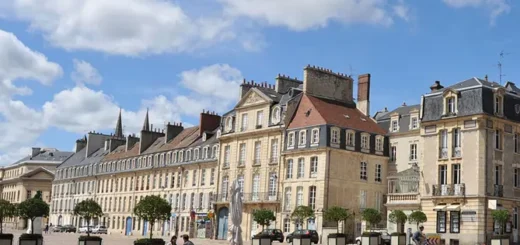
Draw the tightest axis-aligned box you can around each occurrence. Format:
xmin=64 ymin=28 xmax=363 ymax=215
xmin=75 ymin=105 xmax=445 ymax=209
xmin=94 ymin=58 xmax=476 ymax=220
xmin=1 ymin=0 xmax=234 ymax=56
xmin=219 ymin=0 xmax=396 ymax=31
xmin=443 ymin=0 xmax=510 ymax=25
xmin=393 ymin=0 xmax=410 ymax=22
xmin=71 ymin=59 xmax=102 ymax=86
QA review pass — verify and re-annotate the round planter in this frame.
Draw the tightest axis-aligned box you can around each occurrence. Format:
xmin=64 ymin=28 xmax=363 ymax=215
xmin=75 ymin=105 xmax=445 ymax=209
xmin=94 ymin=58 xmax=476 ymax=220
xmin=0 ymin=233 xmax=14 ymax=245
xmin=133 ymin=239 xmax=166 ymax=245
xmin=78 ymin=236 xmax=102 ymax=245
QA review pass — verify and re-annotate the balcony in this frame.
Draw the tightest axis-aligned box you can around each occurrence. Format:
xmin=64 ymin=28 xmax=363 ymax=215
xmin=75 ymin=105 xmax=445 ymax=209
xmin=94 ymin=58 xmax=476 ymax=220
xmin=386 ymin=193 xmax=420 ymax=205
xmin=452 ymin=147 xmax=461 ymax=158
xmin=243 ymin=192 xmax=281 ymax=203
xmin=439 ymin=148 xmax=448 ymax=159
xmin=432 ymin=184 xmax=465 ymax=196
xmin=494 ymin=184 xmax=503 ymax=197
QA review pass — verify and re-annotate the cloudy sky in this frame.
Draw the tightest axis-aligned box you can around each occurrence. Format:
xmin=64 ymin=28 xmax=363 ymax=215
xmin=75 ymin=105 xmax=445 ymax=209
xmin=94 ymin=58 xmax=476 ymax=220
xmin=0 ymin=0 xmax=517 ymax=165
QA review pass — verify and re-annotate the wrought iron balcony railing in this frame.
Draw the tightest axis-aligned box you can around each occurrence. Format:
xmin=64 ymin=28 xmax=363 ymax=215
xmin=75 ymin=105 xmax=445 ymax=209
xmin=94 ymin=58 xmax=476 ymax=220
xmin=432 ymin=184 xmax=465 ymax=196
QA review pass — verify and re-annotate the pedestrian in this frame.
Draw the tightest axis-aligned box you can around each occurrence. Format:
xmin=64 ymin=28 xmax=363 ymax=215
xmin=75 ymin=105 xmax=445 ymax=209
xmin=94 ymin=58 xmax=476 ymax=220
xmin=182 ymin=234 xmax=194 ymax=245
xmin=412 ymin=225 xmax=426 ymax=245
xmin=167 ymin=235 xmax=177 ymax=245
xmin=44 ymin=224 xmax=49 ymax=234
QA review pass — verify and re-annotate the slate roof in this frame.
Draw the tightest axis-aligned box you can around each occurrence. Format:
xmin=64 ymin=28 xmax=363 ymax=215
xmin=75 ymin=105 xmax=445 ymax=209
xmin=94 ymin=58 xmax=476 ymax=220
xmin=9 ymin=149 xmax=73 ymax=166
xmin=376 ymin=104 xmax=420 ymax=134
xmin=288 ymin=94 xmax=387 ymax=135
xmin=58 ymin=147 xmax=108 ymax=168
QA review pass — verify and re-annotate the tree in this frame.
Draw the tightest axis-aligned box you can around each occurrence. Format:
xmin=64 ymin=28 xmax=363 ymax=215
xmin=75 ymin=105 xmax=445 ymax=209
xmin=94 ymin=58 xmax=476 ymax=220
xmin=133 ymin=195 xmax=171 ymax=240
xmin=0 ymin=199 xmax=16 ymax=234
xmin=323 ymin=206 xmax=351 ymax=234
xmin=361 ymin=208 xmax=382 ymax=231
xmin=492 ymin=209 xmax=510 ymax=235
xmin=408 ymin=211 xmax=427 ymax=229
xmin=291 ymin=206 xmax=315 ymax=228
xmin=73 ymin=199 xmax=104 ymax=237
xmin=252 ymin=209 xmax=276 ymax=231
xmin=388 ymin=210 xmax=408 ymax=233
xmin=17 ymin=198 xmax=49 ymax=234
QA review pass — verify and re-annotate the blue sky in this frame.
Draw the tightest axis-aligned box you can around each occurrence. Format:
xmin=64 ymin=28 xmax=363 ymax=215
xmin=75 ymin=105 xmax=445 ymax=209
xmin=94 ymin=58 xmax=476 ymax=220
xmin=0 ymin=0 xmax=517 ymax=164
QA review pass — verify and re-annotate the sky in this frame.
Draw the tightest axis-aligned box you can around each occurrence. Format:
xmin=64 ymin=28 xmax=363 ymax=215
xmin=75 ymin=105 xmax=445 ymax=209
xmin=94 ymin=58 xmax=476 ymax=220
xmin=0 ymin=0 xmax=518 ymax=165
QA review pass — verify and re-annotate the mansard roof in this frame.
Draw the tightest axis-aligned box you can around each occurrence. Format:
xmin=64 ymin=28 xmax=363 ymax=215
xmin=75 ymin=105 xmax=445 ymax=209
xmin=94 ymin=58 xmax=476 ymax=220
xmin=9 ymin=149 xmax=73 ymax=167
xmin=376 ymin=104 xmax=420 ymax=134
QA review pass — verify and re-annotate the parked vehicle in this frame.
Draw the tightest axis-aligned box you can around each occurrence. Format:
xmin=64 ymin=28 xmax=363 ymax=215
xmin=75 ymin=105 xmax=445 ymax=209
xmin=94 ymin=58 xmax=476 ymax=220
xmin=286 ymin=230 xmax=319 ymax=244
xmin=355 ymin=232 xmax=390 ymax=245
xmin=255 ymin=229 xmax=285 ymax=242
xmin=91 ymin=225 xmax=107 ymax=234
xmin=60 ymin=225 xmax=77 ymax=233
xmin=78 ymin=226 xmax=93 ymax=233
xmin=51 ymin=225 xmax=62 ymax=232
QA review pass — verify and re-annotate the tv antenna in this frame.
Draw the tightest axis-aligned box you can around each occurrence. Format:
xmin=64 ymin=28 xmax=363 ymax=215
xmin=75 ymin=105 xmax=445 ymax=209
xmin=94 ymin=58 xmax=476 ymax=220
xmin=348 ymin=64 xmax=357 ymax=78
xmin=498 ymin=50 xmax=511 ymax=85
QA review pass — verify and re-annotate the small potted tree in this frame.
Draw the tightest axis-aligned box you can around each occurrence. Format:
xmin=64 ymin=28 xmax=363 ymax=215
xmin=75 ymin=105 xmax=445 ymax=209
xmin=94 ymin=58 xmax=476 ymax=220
xmin=0 ymin=199 xmax=16 ymax=245
xmin=17 ymin=197 xmax=49 ymax=245
xmin=360 ymin=208 xmax=382 ymax=245
xmin=133 ymin=195 xmax=171 ymax=245
xmin=491 ymin=209 xmax=510 ymax=244
xmin=252 ymin=209 xmax=276 ymax=245
xmin=388 ymin=210 xmax=407 ymax=245
xmin=323 ymin=206 xmax=351 ymax=245
xmin=291 ymin=206 xmax=315 ymax=245
xmin=408 ymin=211 xmax=427 ymax=230
xmin=74 ymin=199 xmax=104 ymax=245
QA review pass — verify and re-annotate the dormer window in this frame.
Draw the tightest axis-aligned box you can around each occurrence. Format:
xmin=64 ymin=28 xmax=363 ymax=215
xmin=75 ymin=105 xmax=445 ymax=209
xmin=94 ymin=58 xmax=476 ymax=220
xmin=446 ymin=97 xmax=456 ymax=114
xmin=271 ymin=106 xmax=281 ymax=124
xmin=391 ymin=120 xmax=398 ymax=132
xmin=331 ymin=127 xmax=340 ymax=145
xmin=346 ymin=130 xmax=355 ymax=147
xmin=225 ymin=117 xmax=233 ymax=132
xmin=311 ymin=128 xmax=319 ymax=145
xmin=217 ymin=129 xmax=222 ymax=138
xmin=202 ymin=133 xmax=207 ymax=142
xmin=495 ymin=94 xmax=503 ymax=115
xmin=287 ymin=132 xmax=295 ymax=149
xmin=298 ymin=130 xmax=306 ymax=147
xmin=411 ymin=117 xmax=418 ymax=129
xmin=375 ymin=136 xmax=384 ymax=152
xmin=361 ymin=133 xmax=370 ymax=150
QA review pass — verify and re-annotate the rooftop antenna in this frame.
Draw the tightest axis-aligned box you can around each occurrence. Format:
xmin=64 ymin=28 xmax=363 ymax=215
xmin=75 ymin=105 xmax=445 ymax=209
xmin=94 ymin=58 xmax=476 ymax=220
xmin=348 ymin=64 xmax=357 ymax=78
xmin=498 ymin=50 xmax=511 ymax=85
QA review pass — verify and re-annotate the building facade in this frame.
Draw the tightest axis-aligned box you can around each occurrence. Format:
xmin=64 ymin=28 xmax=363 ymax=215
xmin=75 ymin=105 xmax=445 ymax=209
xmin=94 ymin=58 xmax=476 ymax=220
xmin=280 ymin=68 xmax=389 ymax=240
xmin=375 ymin=104 xmax=421 ymax=233
xmin=50 ymin=110 xmax=221 ymax=238
xmin=420 ymin=78 xmax=520 ymax=244
xmin=215 ymin=76 xmax=302 ymax=241
xmin=0 ymin=148 xmax=73 ymax=229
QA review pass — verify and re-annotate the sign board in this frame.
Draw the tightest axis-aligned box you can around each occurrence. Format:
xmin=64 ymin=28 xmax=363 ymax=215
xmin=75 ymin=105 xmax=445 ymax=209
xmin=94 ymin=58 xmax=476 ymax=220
xmin=489 ymin=200 xmax=498 ymax=210
xmin=425 ymin=234 xmax=443 ymax=245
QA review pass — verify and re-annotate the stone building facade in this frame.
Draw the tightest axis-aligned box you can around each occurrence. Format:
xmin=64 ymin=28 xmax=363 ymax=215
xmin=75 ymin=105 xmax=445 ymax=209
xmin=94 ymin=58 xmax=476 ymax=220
xmin=281 ymin=67 xmax=389 ymax=240
xmin=0 ymin=148 xmax=73 ymax=229
xmin=50 ymin=110 xmax=221 ymax=238
xmin=420 ymin=78 xmax=520 ymax=244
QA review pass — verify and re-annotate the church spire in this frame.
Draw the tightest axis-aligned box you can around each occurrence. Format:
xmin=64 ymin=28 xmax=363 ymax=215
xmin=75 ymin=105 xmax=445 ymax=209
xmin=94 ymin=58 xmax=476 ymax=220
xmin=142 ymin=108 xmax=150 ymax=131
xmin=114 ymin=108 xmax=123 ymax=138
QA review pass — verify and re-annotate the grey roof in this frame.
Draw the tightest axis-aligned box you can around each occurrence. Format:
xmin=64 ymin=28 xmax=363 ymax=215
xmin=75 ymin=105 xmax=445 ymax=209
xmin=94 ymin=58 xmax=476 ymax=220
xmin=256 ymin=87 xmax=283 ymax=102
xmin=58 ymin=147 xmax=108 ymax=168
xmin=9 ymin=149 xmax=74 ymax=166
xmin=376 ymin=104 xmax=420 ymax=134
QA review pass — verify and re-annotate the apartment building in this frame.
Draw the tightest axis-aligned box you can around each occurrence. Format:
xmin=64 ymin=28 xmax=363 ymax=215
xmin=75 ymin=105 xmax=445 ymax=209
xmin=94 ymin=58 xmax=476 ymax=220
xmin=375 ymin=104 xmax=421 ymax=233
xmin=50 ymin=110 xmax=220 ymax=238
xmin=281 ymin=68 xmax=389 ymax=239
xmin=214 ymin=76 xmax=302 ymax=241
xmin=420 ymin=78 xmax=520 ymax=244
xmin=0 ymin=148 xmax=73 ymax=229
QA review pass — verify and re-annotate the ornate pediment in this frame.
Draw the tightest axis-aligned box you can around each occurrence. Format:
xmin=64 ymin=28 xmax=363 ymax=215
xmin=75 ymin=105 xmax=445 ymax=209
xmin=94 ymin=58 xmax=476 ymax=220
xmin=236 ymin=88 xmax=271 ymax=108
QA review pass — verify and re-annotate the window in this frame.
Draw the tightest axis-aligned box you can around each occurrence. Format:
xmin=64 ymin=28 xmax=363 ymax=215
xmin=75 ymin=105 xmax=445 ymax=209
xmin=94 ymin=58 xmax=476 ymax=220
xmin=439 ymin=165 xmax=447 ymax=185
xmin=182 ymin=193 xmax=187 ymax=210
xmin=296 ymin=187 xmax=304 ymax=207
xmin=288 ymin=132 xmax=295 ymax=148
xmin=311 ymin=128 xmax=319 ymax=144
xmin=495 ymin=130 xmax=502 ymax=150
xmin=346 ymin=131 xmax=354 ymax=147
xmin=254 ymin=141 xmax=261 ymax=165
xmin=310 ymin=157 xmax=318 ymax=178
xmin=495 ymin=94 xmax=503 ymax=115
xmin=391 ymin=120 xmax=398 ymax=132
xmin=446 ymin=97 xmax=455 ymax=114
xmin=439 ymin=130 xmax=448 ymax=158
xmin=298 ymin=130 xmax=306 ymax=147
xmin=270 ymin=139 xmax=279 ymax=163
xmin=360 ymin=162 xmax=367 ymax=180
xmin=268 ymin=173 xmax=277 ymax=197
xmin=452 ymin=128 xmax=461 ymax=157
xmin=200 ymin=169 xmax=206 ymax=186
xmin=210 ymin=168 xmax=215 ymax=185
xmin=239 ymin=143 xmax=246 ymax=166
xmin=515 ymin=168 xmax=519 ymax=188
xmin=390 ymin=146 xmax=397 ymax=161
xmin=495 ymin=165 xmax=502 ymax=185
xmin=271 ymin=107 xmax=281 ymax=124
xmin=221 ymin=176 xmax=229 ymax=200
xmin=375 ymin=164 xmax=382 ymax=182
xmin=410 ymin=144 xmax=417 ymax=161
xmin=515 ymin=134 xmax=519 ymax=153
xmin=241 ymin=113 xmax=248 ymax=131
xmin=190 ymin=193 xmax=195 ymax=209
xmin=450 ymin=211 xmax=460 ymax=233
xmin=375 ymin=192 xmax=381 ymax=212
xmin=283 ymin=219 xmax=291 ymax=233
xmin=361 ymin=134 xmax=369 ymax=149
xmin=331 ymin=128 xmax=340 ymax=144
xmin=437 ymin=211 xmax=447 ymax=233
xmin=286 ymin=159 xmax=293 ymax=179
xmin=359 ymin=190 xmax=367 ymax=209
xmin=375 ymin=136 xmax=383 ymax=152
xmin=224 ymin=146 xmax=230 ymax=168
xmin=256 ymin=110 xmax=263 ymax=127
xmin=308 ymin=186 xmax=316 ymax=210
xmin=297 ymin=158 xmax=305 ymax=178
xmin=192 ymin=170 xmax=197 ymax=186
xmin=411 ymin=117 xmax=418 ymax=129
xmin=452 ymin=164 xmax=461 ymax=185
xmin=252 ymin=174 xmax=260 ymax=201
xmin=284 ymin=187 xmax=292 ymax=211
xmin=237 ymin=175 xmax=244 ymax=193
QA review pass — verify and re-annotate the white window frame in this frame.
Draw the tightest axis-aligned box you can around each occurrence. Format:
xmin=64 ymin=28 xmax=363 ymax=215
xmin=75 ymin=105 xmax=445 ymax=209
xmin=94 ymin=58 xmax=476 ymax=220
xmin=411 ymin=117 xmax=418 ymax=129
xmin=298 ymin=130 xmax=306 ymax=147
xmin=446 ymin=96 xmax=456 ymax=114
xmin=375 ymin=136 xmax=383 ymax=152
xmin=296 ymin=186 xmax=304 ymax=207
xmin=360 ymin=162 xmax=367 ymax=180
xmin=256 ymin=110 xmax=263 ymax=127
xmin=375 ymin=164 xmax=382 ymax=182
xmin=286 ymin=159 xmax=293 ymax=179
xmin=241 ymin=113 xmax=248 ymax=132
xmin=311 ymin=128 xmax=320 ymax=145
xmin=410 ymin=144 xmax=417 ymax=161
xmin=346 ymin=130 xmax=355 ymax=147
xmin=254 ymin=141 xmax=261 ymax=165
xmin=288 ymin=132 xmax=295 ymax=149
xmin=495 ymin=94 xmax=503 ymax=115
xmin=297 ymin=158 xmax=305 ymax=179
xmin=391 ymin=120 xmax=398 ymax=132
xmin=495 ymin=129 xmax=502 ymax=150
xmin=331 ymin=127 xmax=340 ymax=145
xmin=310 ymin=156 xmax=318 ymax=178
xmin=224 ymin=145 xmax=231 ymax=168
xmin=226 ymin=117 xmax=233 ymax=132
xmin=361 ymin=133 xmax=370 ymax=150
xmin=238 ymin=143 xmax=246 ymax=166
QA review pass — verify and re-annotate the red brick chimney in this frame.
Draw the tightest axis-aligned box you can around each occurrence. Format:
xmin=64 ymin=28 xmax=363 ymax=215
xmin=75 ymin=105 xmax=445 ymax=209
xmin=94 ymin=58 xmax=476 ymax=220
xmin=357 ymin=74 xmax=371 ymax=116
xmin=199 ymin=110 xmax=221 ymax=136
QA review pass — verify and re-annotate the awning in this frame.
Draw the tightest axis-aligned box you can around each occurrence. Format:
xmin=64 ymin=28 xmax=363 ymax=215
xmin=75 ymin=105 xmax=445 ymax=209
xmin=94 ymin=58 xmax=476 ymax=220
xmin=433 ymin=205 xmax=446 ymax=211
xmin=447 ymin=204 xmax=460 ymax=211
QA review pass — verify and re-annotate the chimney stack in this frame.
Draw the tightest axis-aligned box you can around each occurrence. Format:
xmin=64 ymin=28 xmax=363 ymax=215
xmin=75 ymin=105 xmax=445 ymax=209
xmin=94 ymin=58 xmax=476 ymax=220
xmin=199 ymin=110 xmax=221 ymax=136
xmin=275 ymin=74 xmax=302 ymax=94
xmin=75 ymin=137 xmax=87 ymax=153
xmin=357 ymin=74 xmax=371 ymax=116
xmin=165 ymin=122 xmax=184 ymax=143
xmin=31 ymin=147 xmax=41 ymax=158
xmin=303 ymin=65 xmax=353 ymax=103
xmin=126 ymin=135 xmax=140 ymax=151
xmin=430 ymin=81 xmax=444 ymax=92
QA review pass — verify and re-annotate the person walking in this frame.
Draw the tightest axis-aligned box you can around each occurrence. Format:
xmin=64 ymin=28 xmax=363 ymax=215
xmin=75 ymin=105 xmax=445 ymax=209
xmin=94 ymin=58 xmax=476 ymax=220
xmin=167 ymin=235 xmax=177 ymax=245
xmin=182 ymin=234 xmax=194 ymax=245
xmin=44 ymin=224 xmax=49 ymax=234
xmin=412 ymin=225 xmax=426 ymax=245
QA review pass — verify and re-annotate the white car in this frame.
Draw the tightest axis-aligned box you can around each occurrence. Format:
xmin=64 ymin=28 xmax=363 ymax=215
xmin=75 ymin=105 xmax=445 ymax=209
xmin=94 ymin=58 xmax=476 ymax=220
xmin=78 ymin=226 xmax=93 ymax=233
xmin=92 ymin=225 xmax=107 ymax=234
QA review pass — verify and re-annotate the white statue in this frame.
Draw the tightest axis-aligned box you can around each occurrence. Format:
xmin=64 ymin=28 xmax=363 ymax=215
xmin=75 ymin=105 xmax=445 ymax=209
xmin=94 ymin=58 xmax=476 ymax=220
xmin=228 ymin=180 xmax=243 ymax=245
